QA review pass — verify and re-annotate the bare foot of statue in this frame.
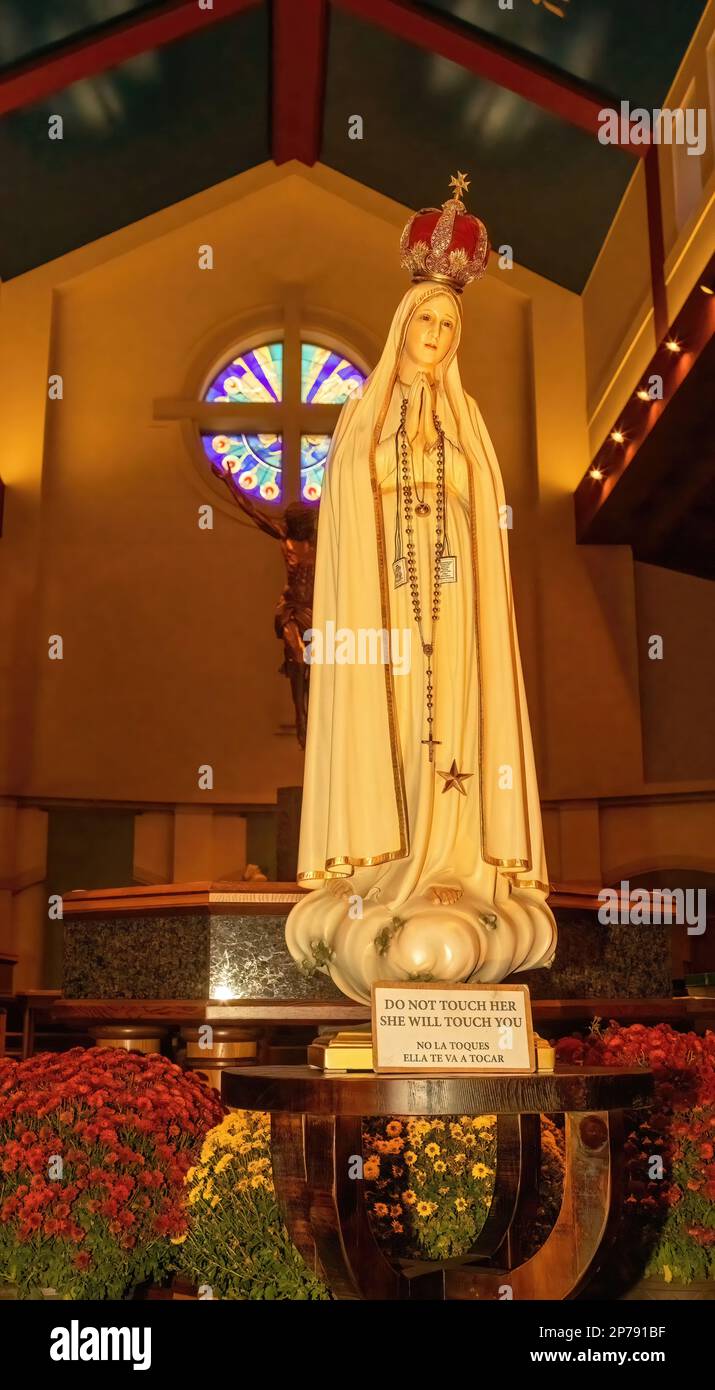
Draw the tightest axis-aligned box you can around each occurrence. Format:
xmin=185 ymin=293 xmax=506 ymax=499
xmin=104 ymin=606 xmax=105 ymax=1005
xmin=325 ymin=877 xmax=351 ymax=899
xmin=429 ymin=884 xmax=463 ymax=906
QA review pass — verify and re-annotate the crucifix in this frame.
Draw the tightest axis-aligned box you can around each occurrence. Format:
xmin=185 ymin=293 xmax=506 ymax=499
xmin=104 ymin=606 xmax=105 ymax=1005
xmin=422 ymin=734 xmax=442 ymax=763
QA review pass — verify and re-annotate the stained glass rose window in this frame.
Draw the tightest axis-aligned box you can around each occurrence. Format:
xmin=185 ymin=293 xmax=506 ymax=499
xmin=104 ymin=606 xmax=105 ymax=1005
xmin=200 ymin=339 xmax=366 ymax=506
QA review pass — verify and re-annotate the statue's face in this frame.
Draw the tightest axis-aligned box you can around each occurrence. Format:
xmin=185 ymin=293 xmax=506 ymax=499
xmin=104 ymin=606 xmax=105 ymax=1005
xmin=402 ymin=293 xmax=458 ymax=373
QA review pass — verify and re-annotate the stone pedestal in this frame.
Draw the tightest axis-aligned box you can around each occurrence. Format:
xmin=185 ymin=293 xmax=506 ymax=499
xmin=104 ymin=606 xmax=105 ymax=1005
xmin=62 ymin=881 xmax=672 ymax=1005
xmin=519 ymin=912 xmax=671 ymax=998
xmin=63 ymin=882 xmax=342 ymax=1001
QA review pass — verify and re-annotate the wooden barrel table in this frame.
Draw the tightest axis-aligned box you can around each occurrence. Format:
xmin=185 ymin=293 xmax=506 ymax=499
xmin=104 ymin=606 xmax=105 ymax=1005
xmin=222 ymin=1063 xmax=653 ymax=1301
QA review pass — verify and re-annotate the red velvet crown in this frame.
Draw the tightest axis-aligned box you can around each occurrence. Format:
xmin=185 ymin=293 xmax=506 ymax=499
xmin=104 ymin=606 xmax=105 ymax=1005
xmin=399 ymin=172 xmax=490 ymax=293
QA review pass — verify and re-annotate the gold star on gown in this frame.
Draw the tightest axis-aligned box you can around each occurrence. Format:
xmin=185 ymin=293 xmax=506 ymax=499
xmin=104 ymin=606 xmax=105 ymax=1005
xmin=437 ymin=759 xmax=473 ymax=795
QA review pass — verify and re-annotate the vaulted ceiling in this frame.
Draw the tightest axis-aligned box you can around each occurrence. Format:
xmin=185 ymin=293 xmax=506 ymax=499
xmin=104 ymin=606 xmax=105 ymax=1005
xmin=0 ymin=0 xmax=708 ymax=289
xmin=1 ymin=0 xmax=712 ymax=581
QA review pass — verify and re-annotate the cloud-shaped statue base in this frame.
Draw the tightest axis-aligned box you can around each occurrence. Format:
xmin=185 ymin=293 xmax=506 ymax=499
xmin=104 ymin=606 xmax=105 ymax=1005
xmin=285 ymin=881 xmax=557 ymax=1005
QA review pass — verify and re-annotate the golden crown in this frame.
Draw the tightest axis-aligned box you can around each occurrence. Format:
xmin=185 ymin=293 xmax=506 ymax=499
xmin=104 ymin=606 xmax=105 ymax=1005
xmin=399 ymin=172 xmax=490 ymax=293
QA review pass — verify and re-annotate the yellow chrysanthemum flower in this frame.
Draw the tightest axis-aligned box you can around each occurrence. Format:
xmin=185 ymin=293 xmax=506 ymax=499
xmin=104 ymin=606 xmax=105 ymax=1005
xmin=424 ymin=1143 xmax=440 ymax=1158
xmin=211 ymin=1195 xmax=220 ymax=1208
xmin=455 ymin=1197 xmax=468 ymax=1213
xmin=402 ymin=1189 xmax=417 ymax=1206
xmin=171 ymin=1232 xmax=188 ymax=1245
xmin=433 ymin=1160 xmax=447 ymax=1173
xmin=403 ymin=1151 xmax=417 ymax=1167
xmin=471 ymin=1163 xmax=493 ymax=1180
xmin=416 ymin=1201 xmax=432 ymax=1217
xmin=363 ymin=1157 xmax=380 ymax=1180
xmin=450 ymin=1124 xmax=464 ymax=1139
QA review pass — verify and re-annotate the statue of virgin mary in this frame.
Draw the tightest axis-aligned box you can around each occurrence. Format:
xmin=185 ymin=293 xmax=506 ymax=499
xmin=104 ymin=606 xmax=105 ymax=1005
xmin=286 ymin=174 xmax=556 ymax=1004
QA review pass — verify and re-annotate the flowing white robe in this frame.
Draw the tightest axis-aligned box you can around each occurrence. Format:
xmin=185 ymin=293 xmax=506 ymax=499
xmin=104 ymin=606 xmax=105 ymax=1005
xmin=285 ymin=286 xmax=556 ymax=1003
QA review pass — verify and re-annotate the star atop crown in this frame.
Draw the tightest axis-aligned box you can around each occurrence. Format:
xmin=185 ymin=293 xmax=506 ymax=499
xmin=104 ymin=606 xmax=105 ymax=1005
xmin=449 ymin=170 xmax=470 ymax=202
xmin=399 ymin=172 xmax=490 ymax=293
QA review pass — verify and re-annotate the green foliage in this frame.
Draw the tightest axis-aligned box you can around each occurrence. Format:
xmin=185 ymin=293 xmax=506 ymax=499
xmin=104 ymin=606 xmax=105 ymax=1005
xmin=177 ymin=1112 xmax=329 ymax=1300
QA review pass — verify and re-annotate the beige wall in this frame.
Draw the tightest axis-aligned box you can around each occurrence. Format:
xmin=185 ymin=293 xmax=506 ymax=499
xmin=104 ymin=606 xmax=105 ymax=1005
xmin=1 ymin=160 xmax=714 ymax=983
xmin=0 ymin=162 xmax=566 ymax=809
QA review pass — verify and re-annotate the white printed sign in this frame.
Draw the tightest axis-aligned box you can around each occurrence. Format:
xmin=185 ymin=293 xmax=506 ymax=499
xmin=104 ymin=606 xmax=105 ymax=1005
xmin=371 ymin=981 xmax=535 ymax=1074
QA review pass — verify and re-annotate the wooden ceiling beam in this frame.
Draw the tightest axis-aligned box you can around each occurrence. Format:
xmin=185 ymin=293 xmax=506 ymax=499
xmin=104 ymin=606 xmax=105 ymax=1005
xmin=333 ymin=0 xmax=634 ymax=150
xmin=644 ymin=146 xmax=668 ymax=341
xmin=272 ymin=0 xmax=329 ymax=165
xmin=0 ymin=0 xmax=260 ymax=117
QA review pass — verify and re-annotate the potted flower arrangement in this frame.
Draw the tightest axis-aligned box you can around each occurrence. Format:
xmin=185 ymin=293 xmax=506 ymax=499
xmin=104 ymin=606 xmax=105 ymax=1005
xmin=0 ymin=1048 xmax=224 ymax=1299
xmin=361 ymin=1113 xmax=564 ymax=1262
xmin=176 ymin=1109 xmax=329 ymax=1299
xmin=557 ymin=1022 xmax=715 ymax=1293
xmin=362 ymin=1113 xmax=497 ymax=1259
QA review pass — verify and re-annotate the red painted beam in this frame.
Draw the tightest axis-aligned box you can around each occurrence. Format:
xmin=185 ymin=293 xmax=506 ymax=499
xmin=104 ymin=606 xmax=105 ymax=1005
xmin=333 ymin=0 xmax=633 ymax=148
xmin=644 ymin=146 xmax=668 ymax=342
xmin=0 ymin=0 xmax=260 ymax=117
xmin=272 ymin=0 xmax=329 ymax=164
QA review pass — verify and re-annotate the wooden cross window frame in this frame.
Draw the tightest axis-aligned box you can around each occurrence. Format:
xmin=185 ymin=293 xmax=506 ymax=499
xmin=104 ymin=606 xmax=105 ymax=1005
xmin=153 ymin=295 xmax=371 ymax=510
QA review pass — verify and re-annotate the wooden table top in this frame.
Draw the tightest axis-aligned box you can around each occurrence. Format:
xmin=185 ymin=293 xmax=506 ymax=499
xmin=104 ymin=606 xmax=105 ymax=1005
xmin=222 ymin=1063 xmax=654 ymax=1115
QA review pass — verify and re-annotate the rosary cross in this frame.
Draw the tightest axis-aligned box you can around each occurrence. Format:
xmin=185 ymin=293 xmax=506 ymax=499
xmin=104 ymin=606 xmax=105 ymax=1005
xmin=422 ymin=734 xmax=442 ymax=763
